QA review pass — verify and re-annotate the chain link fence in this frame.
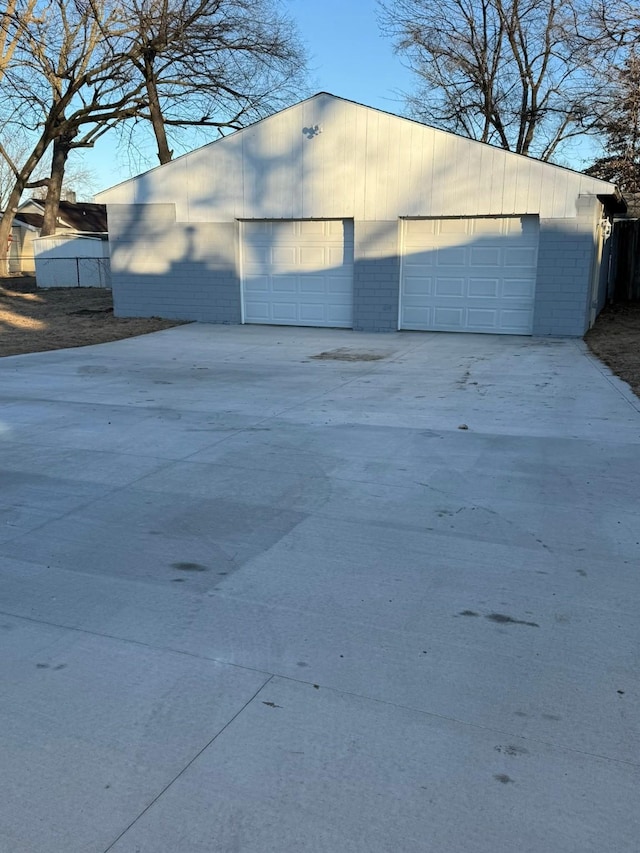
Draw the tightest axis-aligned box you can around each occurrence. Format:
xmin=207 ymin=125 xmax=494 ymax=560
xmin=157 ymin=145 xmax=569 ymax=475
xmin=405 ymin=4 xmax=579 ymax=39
xmin=34 ymin=255 xmax=111 ymax=288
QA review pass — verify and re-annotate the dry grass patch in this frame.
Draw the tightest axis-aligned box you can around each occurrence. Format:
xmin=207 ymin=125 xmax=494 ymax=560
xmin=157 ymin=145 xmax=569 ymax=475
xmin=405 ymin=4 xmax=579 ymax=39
xmin=585 ymin=303 xmax=640 ymax=398
xmin=0 ymin=276 xmax=185 ymax=358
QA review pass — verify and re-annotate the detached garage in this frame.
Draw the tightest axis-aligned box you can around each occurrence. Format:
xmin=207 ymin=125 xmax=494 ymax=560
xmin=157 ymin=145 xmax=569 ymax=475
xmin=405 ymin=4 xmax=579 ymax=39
xmin=97 ymin=93 xmax=622 ymax=337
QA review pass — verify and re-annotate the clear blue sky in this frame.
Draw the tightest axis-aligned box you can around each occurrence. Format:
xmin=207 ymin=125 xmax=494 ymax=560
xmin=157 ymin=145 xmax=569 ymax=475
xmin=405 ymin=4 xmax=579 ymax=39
xmin=88 ymin=0 xmax=414 ymax=194
xmin=290 ymin=0 xmax=413 ymax=111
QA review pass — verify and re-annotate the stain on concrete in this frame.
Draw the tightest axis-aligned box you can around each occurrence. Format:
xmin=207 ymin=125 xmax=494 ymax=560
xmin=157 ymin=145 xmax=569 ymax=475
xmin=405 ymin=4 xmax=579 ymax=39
xmin=486 ymin=612 xmax=539 ymax=628
xmin=459 ymin=610 xmax=480 ymax=617
xmin=494 ymin=774 xmax=514 ymax=784
xmin=262 ymin=701 xmax=281 ymax=708
xmin=495 ymin=744 xmax=529 ymax=756
xmin=78 ymin=365 xmax=109 ymax=374
xmin=310 ymin=348 xmax=390 ymax=362
xmin=171 ymin=562 xmax=208 ymax=572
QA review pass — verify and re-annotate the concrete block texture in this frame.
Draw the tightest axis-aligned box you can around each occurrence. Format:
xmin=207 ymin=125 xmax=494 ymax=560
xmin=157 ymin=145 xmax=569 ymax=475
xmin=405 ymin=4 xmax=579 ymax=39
xmin=106 ymin=204 xmax=604 ymax=337
xmin=533 ymin=196 xmax=599 ymax=337
xmin=108 ymin=204 xmax=240 ymax=323
xmin=353 ymin=221 xmax=400 ymax=331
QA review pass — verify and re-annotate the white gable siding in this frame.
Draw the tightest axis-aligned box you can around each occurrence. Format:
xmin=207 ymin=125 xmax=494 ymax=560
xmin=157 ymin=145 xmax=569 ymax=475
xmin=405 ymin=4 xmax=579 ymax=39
xmin=97 ymin=94 xmax=615 ymax=222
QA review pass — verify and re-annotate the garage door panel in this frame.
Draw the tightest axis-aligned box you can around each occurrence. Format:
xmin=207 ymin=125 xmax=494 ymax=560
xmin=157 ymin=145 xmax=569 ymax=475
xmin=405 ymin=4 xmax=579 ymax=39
xmin=472 ymin=219 xmax=504 ymax=236
xmin=327 ymin=246 xmax=348 ymax=265
xmin=467 ymin=309 xmax=499 ymax=329
xmin=298 ymin=220 xmax=327 ymax=237
xmin=271 ymin=276 xmax=297 ymax=293
xmin=299 ymin=247 xmax=326 ymax=266
xmin=327 ymin=275 xmax=352 ymax=294
xmin=434 ymin=307 xmax=465 ymax=327
xmin=405 ymin=219 xmax=437 ymax=239
xmin=401 ymin=216 xmax=538 ymax=335
xmin=504 ymin=246 xmax=537 ymax=266
xmin=404 ymin=255 xmax=437 ymax=271
xmin=437 ymin=247 xmax=467 ymax=266
xmin=299 ymin=276 xmax=326 ymax=294
xmin=242 ymin=220 xmax=354 ymax=327
xmin=244 ymin=301 xmax=270 ymax=320
xmin=299 ymin=304 xmax=327 ymax=321
xmin=272 ymin=247 xmax=297 ymax=267
xmin=469 ymin=278 xmax=499 ymax=297
xmin=503 ymin=278 xmax=536 ymax=298
xmin=500 ymin=310 xmax=533 ymax=332
xmin=439 ymin=219 xmax=469 ymax=236
xmin=403 ymin=305 xmax=432 ymax=323
xmin=327 ymin=304 xmax=352 ymax=322
xmin=470 ymin=247 xmax=501 ymax=265
xmin=244 ymin=275 xmax=269 ymax=293
xmin=272 ymin=303 xmax=297 ymax=321
xmin=434 ymin=278 xmax=465 ymax=297
xmin=404 ymin=276 xmax=433 ymax=296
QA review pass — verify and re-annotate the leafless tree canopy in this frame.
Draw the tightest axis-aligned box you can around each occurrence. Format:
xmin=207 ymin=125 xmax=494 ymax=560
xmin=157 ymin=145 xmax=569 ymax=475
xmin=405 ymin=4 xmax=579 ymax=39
xmin=112 ymin=0 xmax=306 ymax=164
xmin=586 ymin=52 xmax=640 ymax=192
xmin=0 ymin=0 xmax=306 ymax=269
xmin=378 ymin=0 xmax=605 ymax=161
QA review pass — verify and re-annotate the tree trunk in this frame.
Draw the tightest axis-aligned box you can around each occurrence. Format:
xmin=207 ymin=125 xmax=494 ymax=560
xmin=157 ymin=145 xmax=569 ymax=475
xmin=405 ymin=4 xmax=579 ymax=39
xmin=144 ymin=53 xmax=173 ymax=164
xmin=40 ymin=134 xmax=73 ymax=236
xmin=0 ymin=133 xmax=52 ymax=275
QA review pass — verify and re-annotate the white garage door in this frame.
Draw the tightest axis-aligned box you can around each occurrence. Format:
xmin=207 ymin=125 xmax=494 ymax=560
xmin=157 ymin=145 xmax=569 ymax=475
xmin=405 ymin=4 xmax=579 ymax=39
xmin=400 ymin=216 xmax=539 ymax=334
xmin=241 ymin=220 xmax=354 ymax=327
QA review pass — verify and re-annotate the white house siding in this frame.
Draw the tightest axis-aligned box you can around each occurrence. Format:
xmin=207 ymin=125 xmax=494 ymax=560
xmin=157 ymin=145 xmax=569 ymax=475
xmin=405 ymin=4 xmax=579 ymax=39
xmin=98 ymin=93 xmax=618 ymax=336
xmin=100 ymin=95 xmax=614 ymax=222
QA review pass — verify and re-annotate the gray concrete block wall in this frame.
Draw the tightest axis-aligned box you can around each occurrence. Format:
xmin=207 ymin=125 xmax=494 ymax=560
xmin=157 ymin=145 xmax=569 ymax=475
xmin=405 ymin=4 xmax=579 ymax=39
xmin=533 ymin=197 xmax=599 ymax=337
xmin=107 ymin=204 xmax=240 ymax=323
xmin=106 ymin=203 xmax=605 ymax=337
xmin=353 ymin=221 xmax=400 ymax=331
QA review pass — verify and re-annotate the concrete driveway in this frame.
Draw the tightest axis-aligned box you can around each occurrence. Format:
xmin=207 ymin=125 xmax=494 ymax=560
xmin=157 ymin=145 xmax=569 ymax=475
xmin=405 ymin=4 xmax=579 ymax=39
xmin=1 ymin=325 xmax=639 ymax=852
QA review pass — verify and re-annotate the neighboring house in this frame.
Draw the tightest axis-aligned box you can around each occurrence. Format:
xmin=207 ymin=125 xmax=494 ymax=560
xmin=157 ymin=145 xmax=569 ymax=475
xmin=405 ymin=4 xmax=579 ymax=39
xmin=7 ymin=199 xmax=107 ymax=275
xmin=96 ymin=92 xmax=624 ymax=337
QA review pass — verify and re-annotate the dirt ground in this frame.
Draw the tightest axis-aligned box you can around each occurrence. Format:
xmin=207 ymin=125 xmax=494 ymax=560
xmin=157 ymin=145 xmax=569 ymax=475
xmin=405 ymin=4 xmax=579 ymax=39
xmin=0 ymin=275 xmax=184 ymax=358
xmin=585 ymin=302 xmax=640 ymax=398
xmin=1 ymin=275 xmax=638 ymax=399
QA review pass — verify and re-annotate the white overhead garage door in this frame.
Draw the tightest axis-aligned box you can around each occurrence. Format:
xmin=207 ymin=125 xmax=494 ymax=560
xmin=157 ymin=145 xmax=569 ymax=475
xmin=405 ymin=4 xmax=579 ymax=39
xmin=241 ymin=220 xmax=354 ymax=327
xmin=400 ymin=216 xmax=539 ymax=334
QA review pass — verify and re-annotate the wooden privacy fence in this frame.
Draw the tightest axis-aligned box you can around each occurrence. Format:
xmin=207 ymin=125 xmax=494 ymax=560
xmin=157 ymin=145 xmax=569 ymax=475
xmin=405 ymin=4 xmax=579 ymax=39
xmin=611 ymin=220 xmax=640 ymax=301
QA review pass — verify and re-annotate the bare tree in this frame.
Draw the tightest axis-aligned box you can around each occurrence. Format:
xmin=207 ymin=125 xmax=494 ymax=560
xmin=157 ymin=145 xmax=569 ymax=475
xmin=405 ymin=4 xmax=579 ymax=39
xmin=0 ymin=0 xmax=38 ymax=81
xmin=114 ymin=0 xmax=306 ymax=165
xmin=378 ymin=0 xmax=604 ymax=160
xmin=0 ymin=0 xmax=147 ymax=269
xmin=0 ymin=0 xmax=305 ymax=273
xmin=585 ymin=52 xmax=640 ymax=191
